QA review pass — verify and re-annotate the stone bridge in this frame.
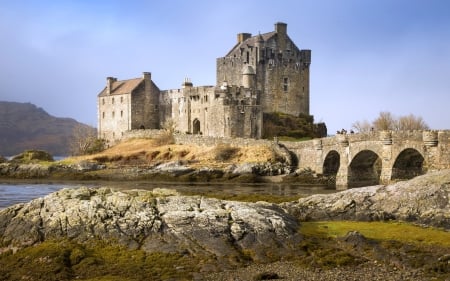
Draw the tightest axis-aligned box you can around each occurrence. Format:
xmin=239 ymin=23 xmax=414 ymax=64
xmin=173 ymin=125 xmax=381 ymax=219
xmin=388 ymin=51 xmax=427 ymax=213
xmin=282 ymin=130 xmax=450 ymax=189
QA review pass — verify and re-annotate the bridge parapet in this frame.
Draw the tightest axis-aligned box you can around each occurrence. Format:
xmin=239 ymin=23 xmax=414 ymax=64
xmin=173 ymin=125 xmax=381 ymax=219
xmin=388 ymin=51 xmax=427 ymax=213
xmin=281 ymin=130 xmax=450 ymax=189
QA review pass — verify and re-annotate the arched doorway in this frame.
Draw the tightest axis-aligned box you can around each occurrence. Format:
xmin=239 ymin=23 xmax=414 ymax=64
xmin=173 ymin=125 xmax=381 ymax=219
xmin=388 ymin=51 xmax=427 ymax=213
xmin=348 ymin=150 xmax=381 ymax=188
xmin=193 ymin=119 xmax=201 ymax=134
xmin=391 ymin=148 xmax=424 ymax=181
xmin=323 ymin=150 xmax=340 ymax=186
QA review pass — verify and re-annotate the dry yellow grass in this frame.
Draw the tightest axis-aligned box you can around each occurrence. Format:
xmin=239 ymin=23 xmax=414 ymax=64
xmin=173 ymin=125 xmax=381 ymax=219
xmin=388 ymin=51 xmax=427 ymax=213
xmin=65 ymin=138 xmax=276 ymax=168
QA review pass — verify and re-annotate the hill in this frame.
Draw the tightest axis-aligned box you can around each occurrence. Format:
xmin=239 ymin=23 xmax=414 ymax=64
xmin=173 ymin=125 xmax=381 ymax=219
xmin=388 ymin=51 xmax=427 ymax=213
xmin=0 ymin=101 xmax=95 ymax=156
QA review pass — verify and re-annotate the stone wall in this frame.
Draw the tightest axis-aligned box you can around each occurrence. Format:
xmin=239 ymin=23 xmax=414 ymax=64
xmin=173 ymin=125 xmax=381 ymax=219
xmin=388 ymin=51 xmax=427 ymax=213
xmin=98 ymin=93 xmax=131 ymax=142
xmin=123 ymin=129 xmax=272 ymax=147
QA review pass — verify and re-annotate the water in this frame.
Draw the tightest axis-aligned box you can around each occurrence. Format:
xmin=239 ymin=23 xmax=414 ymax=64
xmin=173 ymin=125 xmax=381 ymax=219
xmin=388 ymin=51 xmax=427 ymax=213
xmin=0 ymin=181 xmax=336 ymax=209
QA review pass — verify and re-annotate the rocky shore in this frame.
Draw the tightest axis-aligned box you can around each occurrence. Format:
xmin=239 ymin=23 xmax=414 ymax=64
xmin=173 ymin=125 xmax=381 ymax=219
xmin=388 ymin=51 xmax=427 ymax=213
xmin=0 ymin=147 xmax=329 ymax=184
xmin=0 ymin=170 xmax=449 ymax=280
xmin=284 ymin=170 xmax=450 ymax=230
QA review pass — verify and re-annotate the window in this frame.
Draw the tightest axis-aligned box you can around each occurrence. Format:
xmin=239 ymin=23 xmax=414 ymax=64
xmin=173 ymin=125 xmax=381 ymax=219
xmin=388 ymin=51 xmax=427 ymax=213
xmin=120 ymin=110 xmax=123 ymax=117
xmin=112 ymin=111 xmax=115 ymax=118
xmin=246 ymin=51 xmax=249 ymax=63
xmin=112 ymin=98 xmax=115 ymax=104
xmin=102 ymin=98 xmax=105 ymax=105
xmin=283 ymin=77 xmax=289 ymax=92
xmin=102 ymin=112 xmax=105 ymax=119
xmin=120 ymin=97 xmax=123 ymax=103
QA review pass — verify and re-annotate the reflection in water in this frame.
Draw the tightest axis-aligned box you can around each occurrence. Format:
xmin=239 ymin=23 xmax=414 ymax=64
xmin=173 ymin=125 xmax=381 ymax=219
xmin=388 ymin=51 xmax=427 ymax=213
xmin=0 ymin=181 xmax=336 ymax=209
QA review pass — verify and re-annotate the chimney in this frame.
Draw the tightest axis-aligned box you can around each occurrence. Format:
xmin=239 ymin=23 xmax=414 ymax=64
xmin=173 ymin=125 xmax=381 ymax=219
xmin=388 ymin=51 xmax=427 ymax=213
xmin=106 ymin=77 xmax=115 ymax=95
xmin=237 ymin=33 xmax=252 ymax=44
xmin=142 ymin=72 xmax=151 ymax=81
xmin=275 ymin=22 xmax=287 ymax=52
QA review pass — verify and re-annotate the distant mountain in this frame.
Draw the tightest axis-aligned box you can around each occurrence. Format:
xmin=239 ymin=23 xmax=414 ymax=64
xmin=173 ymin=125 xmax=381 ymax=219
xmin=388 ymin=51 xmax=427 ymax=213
xmin=0 ymin=101 xmax=95 ymax=156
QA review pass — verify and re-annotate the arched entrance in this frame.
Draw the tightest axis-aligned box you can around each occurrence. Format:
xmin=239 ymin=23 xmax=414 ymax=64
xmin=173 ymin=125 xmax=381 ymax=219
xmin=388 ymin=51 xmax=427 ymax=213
xmin=348 ymin=150 xmax=381 ymax=188
xmin=391 ymin=148 xmax=424 ymax=181
xmin=323 ymin=150 xmax=340 ymax=186
xmin=193 ymin=119 xmax=201 ymax=134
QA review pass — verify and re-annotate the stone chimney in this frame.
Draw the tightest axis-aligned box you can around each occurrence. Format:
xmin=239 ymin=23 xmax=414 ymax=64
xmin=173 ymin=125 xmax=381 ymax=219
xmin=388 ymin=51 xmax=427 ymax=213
xmin=142 ymin=72 xmax=151 ymax=82
xmin=237 ymin=33 xmax=252 ymax=44
xmin=106 ymin=77 xmax=115 ymax=95
xmin=275 ymin=22 xmax=287 ymax=51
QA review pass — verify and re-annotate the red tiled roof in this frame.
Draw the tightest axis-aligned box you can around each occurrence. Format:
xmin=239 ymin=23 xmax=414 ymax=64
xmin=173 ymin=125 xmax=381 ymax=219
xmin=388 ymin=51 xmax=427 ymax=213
xmin=98 ymin=78 xmax=143 ymax=96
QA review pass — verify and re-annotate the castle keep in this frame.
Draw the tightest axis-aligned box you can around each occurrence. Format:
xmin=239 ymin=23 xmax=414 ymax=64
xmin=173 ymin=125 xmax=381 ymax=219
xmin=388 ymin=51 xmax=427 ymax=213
xmin=98 ymin=22 xmax=311 ymax=144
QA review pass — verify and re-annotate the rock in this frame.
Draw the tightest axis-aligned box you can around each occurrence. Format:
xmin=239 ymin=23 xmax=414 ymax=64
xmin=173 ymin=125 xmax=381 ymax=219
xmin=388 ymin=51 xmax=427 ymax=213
xmin=0 ymin=163 xmax=50 ymax=178
xmin=71 ymin=160 xmax=105 ymax=171
xmin=283 ymin=170 xmax=450 ymax=230
xmin=231 ymin=162 xmax=292 ymax=176
xmin=154 ymin=160 xmax=194 ymax=175
xmin=0 ymin=187 xmax=300 ymax=266
xmin=0 ymin=155 xmax=7 ymax=163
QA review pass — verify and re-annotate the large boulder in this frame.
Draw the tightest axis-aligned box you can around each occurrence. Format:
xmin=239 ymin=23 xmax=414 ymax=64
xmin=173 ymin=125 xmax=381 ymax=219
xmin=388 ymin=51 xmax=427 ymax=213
xmin=283 ymin=170 xmax=450 ymax=230
xmin=0 ymin=187 xmax=300 ymax=267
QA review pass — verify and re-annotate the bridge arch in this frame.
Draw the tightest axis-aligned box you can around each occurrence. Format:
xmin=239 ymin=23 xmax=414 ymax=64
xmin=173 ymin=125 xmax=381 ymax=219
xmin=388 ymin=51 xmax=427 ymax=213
xmin=348 ymin=150 xmax=382 ymax=188
xmin=323 ymin=150 xmax=340 ymax=177
xmin=391 ymin=148 xmax=425 ymax=181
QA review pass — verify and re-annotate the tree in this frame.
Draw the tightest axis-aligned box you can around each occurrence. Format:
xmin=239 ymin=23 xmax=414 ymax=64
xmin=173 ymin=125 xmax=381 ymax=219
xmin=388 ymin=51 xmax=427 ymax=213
xmin=352 ymin=112 xmax=429 ymax=133
xmin=351 ymin=120 xmax=372 ymax=133
xmin=69 ymin=124 xmax=105 ymax=156
xmin=373 ymin=111 xmax=396 ymax=131
xmin=397 ymin=114 xmax=429 ymax=130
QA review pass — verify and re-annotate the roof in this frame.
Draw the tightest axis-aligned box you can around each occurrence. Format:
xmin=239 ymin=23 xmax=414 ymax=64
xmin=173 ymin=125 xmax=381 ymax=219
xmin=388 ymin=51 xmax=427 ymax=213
xmin=98 ymin=78 xmax=143 ymax=97
xmin=225 ymin=31 xmax=276 ymax=57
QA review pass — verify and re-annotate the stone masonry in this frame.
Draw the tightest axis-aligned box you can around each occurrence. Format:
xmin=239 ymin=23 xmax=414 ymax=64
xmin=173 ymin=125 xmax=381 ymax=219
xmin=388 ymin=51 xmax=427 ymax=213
xmin=123 ymin=129 xmax=450 ymax=189
xmin=98 ymin=22 xmax=311 ymax=145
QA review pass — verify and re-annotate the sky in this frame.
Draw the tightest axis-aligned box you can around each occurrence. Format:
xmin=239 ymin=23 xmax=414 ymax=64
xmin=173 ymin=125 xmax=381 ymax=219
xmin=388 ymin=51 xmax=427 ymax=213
xmin=1 ymin=0 xmax=449 ymax=135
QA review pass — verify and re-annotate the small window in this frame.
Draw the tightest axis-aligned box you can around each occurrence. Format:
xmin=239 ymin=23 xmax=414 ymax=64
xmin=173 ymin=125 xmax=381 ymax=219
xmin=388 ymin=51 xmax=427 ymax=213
xmin=112 ymin=111 xmax=115 ymax=118
xmin=120 ymin=110 xmax=123 ymax=117
xmin=112 ymin=98 xmax=115 ymax=104
xmin=120 ymin=96 xmax=123 ymax=103
xmin=102 ymin=112 xmax=105 ymax=119
xmin=102 ymin=98 xmax=105 ymax=105
xmin=283 ymin=77 xmax=289 ymax=92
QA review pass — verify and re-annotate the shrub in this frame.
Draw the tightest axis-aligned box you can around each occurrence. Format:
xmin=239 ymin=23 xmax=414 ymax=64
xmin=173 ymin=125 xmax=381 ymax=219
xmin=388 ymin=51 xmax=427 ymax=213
xmin=214 ymin=144 xmax=239 ymax=161
xmin=11 ymin=150 xmax=54 ymax=163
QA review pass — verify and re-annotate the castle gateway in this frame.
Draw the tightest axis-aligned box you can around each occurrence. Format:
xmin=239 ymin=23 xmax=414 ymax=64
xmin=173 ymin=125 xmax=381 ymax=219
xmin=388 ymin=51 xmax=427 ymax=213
xmin=98 ymin=22 xmax=311 ymax=144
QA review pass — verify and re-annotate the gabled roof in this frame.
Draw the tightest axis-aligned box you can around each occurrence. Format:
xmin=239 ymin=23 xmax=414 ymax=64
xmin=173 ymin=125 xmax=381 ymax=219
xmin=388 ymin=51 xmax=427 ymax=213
xmin=225 ymin=31 xmax=276 ymax=57
xmin=98 ymin=78 xmax=143 ymax=97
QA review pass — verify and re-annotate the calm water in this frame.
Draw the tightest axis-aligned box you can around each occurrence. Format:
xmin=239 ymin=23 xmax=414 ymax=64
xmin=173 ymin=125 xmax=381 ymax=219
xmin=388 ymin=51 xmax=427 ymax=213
xmin=0 ymin=181 xmax=336 ymax=209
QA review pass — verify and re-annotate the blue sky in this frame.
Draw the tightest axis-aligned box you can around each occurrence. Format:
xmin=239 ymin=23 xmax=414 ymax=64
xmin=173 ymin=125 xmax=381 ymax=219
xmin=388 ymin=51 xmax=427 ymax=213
xmin=1 ymin=0 xmax=449 ymax=134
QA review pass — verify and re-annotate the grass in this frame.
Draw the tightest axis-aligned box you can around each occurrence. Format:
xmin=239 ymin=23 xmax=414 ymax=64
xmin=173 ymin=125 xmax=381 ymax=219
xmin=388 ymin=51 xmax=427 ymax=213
xmin=0 ymin=239 xmax=198 ymax=281
xmin=63 ymin=138 xmax=278 ymax=169
xmin=300 ymin=221 xmax=450 ymax=246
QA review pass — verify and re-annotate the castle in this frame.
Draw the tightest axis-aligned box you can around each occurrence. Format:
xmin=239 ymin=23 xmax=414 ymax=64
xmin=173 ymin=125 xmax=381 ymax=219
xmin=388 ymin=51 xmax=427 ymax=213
xmin=98 ymin=22 xmax=311 ymax=144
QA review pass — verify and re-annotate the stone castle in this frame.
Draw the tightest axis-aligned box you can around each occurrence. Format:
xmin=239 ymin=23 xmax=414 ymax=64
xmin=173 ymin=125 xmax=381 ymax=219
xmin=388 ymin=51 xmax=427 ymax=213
xmin=98 ymin=22 xmax=311 ymax=144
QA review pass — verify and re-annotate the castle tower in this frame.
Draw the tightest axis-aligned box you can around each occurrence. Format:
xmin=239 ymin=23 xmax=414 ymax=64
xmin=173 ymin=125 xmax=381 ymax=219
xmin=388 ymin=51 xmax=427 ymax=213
xmin=242 ymin=65 xmax=255 ymax=88
xmin=216 ymin=22 xmax=311 ymax=117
